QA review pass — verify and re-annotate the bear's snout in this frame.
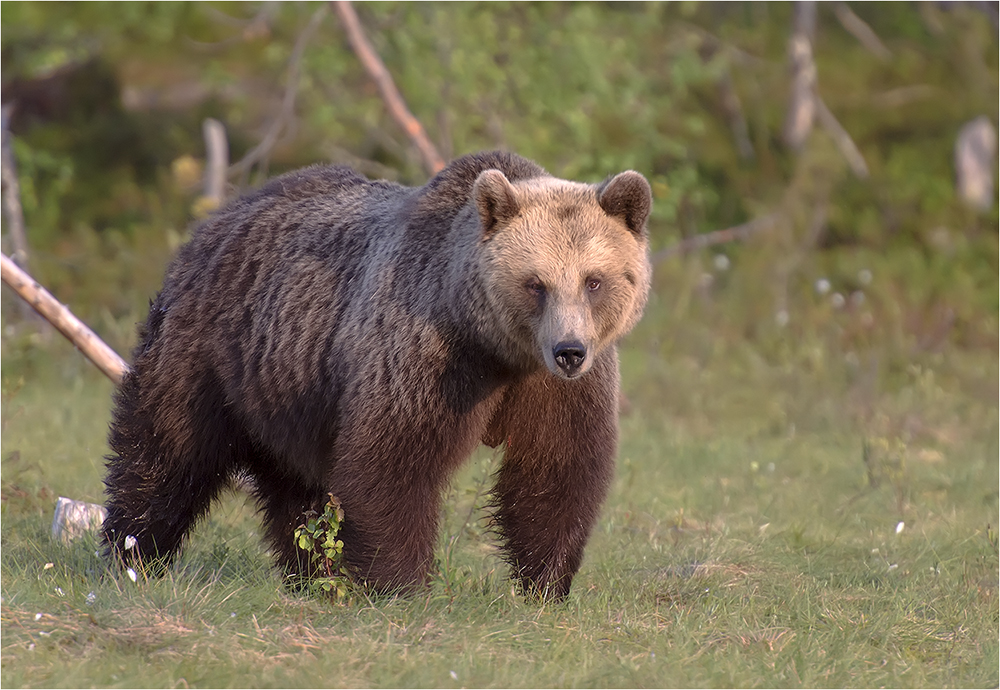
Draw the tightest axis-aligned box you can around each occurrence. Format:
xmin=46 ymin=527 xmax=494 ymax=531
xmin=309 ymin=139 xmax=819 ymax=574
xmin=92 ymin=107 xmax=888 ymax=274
xmin=553 ymin=340 xmax=587 ymax=378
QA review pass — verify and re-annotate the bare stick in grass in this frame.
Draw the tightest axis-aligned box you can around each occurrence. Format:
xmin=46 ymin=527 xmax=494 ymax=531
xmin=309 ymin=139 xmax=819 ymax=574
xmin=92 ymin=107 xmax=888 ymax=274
xmin=1 ymin=251 xmax=128 ymax=384
xmin=331 ymin=0 xmax=446 ymax=176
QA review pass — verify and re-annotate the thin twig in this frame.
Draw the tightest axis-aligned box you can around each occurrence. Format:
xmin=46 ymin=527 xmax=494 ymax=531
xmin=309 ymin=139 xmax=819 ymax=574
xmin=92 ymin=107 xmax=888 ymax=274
xmin=834 ymin=3 xmax=891 ymax=61
xmin=718 ymin=69 xmax=755 ymax=161
xmin=815 ymin=95 xmax=869 ymax=179
xmin=652 ymin=214 xmax=781 ymax=263
xmin=1 ymin=252 xmax=128 ymax=384
xmin=331 ymin=0 xmax=445 ymax=176
xmin=229 ymin=5 xmax=327 ymax=180
xmin=1 ymin=105 xmax=30 ymax=269
xmin=2 ymin=104 xmax=43 ymax=324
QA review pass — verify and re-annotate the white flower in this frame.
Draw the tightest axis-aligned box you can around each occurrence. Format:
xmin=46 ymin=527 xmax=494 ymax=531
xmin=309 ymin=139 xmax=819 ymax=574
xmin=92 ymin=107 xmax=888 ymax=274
xmin=126 ymin=568 xmax=137 ymax=583
xmin=815 ymin=278 xmax=831 ymax=295
xmin=449 ymin=671 xmax=458 ymax=681
xmin=831 ymin=293 xmax=846 ymax=309
xmin=713 ymin=254 xmax=730 ymax=271
xmin=895 ymin=521 xmax=905 ymax=534
xmin=858 ymin=269 xmax=872 ymax=285
xmin=124 ymin=535 xmax=138 ymax=551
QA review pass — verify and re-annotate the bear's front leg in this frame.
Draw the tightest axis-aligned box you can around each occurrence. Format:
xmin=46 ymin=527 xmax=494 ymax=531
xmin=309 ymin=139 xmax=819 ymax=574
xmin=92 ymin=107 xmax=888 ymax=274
xmin=489 ymin=351 xmax=620 ymax=601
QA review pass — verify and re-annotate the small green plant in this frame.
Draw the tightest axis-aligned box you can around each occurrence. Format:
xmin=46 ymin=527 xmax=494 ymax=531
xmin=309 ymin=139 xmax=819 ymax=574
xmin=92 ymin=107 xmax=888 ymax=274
xmin=293 ymin=494 xmax=350 ymax=599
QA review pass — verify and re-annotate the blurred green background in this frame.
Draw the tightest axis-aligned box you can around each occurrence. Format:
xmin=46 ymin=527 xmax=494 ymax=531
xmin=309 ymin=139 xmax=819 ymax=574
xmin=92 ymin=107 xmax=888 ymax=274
xmin=1 ymin=4 xmax=997 ymax=686
xmin=2 ymin=1 xmax=996 ymax=363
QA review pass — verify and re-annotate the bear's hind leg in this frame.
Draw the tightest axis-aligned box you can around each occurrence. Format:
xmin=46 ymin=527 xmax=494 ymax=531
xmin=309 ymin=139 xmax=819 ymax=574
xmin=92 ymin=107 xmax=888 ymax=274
xmin=245 ymin=458 xmax=329 ymax=579
xmin=103 ymin=368 xmax=244 ymax=569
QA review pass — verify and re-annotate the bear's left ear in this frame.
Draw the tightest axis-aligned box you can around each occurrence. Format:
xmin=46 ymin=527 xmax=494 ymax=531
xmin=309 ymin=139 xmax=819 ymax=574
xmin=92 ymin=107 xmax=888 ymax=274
xmin=473 ymin=169 xmax=520 ymax=238
xmin=597 ymin=171 xmax=652 ymax=236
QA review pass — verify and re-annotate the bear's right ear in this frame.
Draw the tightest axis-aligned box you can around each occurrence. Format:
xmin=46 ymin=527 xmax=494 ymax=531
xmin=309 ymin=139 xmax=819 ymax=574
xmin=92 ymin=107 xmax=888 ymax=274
xmin=473 ymin=169 xmax=520 ymax=238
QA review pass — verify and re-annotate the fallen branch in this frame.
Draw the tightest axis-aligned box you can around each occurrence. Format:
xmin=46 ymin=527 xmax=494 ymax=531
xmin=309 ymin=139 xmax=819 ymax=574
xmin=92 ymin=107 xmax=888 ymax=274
xmin=652 ymin=214 xmax=780 ymax=263
xmin=1 ymin=251 xmax=128 ymax=384
xmin=331 ymin=0 xmax=445 ymax=175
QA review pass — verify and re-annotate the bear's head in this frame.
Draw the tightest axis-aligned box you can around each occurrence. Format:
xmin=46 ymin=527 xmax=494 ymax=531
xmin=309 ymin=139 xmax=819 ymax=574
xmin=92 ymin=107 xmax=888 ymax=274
xmin=474 ymin=168 xmax=652 ymax=380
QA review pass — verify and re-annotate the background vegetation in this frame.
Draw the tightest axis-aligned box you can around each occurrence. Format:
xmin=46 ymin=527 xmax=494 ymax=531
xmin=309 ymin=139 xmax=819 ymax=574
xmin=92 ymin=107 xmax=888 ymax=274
xmin=2 ymin=2 xmax=997 ymax=687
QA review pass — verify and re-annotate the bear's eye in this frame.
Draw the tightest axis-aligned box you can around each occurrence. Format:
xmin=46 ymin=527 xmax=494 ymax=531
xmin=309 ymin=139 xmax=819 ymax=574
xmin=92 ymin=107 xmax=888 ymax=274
xmin=525 ymin=277 xmax=545 ymax=297
xmin=586 ymin=277 xmax=601 ymax=292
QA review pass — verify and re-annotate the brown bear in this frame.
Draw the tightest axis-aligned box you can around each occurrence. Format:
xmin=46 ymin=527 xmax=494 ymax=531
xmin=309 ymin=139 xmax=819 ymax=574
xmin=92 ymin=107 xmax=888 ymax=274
xmin=102 ymin=151 xmax=652 ymax=600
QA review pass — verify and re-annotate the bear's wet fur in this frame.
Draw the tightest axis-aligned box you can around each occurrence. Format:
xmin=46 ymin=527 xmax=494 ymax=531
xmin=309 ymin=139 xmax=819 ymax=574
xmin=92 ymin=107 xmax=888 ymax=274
xmin=103 ymin=151 xmax=652 ymax=600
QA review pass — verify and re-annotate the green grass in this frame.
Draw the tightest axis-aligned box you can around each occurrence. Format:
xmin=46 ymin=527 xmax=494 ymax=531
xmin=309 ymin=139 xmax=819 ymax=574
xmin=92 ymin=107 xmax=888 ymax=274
xmin=2 ymin=276 xmax=998 ymax=688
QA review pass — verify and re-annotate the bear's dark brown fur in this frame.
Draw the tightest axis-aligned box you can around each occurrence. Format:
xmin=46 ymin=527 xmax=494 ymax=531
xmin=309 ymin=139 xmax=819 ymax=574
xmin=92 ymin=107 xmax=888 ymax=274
xmin=102 ymin=151 xmax=652 ymax=600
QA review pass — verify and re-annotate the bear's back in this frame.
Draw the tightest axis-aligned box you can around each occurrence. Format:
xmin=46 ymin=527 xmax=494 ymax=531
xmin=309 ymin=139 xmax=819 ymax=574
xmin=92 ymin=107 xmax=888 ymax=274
xmin=415 ymin=151 xmax=547 ymax=223
xmin=227 ymin=164 xmax=406 ymax=221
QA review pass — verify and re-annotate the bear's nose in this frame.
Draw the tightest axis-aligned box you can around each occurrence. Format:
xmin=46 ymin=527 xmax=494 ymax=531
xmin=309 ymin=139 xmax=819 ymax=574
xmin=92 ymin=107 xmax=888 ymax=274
xmin=553 ymin=340 xmax=587 ymax=376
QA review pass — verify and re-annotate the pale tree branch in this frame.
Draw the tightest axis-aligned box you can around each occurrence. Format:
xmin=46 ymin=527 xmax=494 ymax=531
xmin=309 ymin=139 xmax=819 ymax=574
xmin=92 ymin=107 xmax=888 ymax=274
xmin=783 ymin=1 xmax=817 ymax=150
xmin=331 ymin=0 xmax=445 ymax=176
xmin=1 ymin=252 xmax=128 ymax=384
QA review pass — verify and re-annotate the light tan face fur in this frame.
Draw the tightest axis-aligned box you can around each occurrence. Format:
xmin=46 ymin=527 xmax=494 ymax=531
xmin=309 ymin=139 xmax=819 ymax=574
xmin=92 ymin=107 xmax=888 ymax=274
xmin=477 ymin=174 xmax=652 ymax=380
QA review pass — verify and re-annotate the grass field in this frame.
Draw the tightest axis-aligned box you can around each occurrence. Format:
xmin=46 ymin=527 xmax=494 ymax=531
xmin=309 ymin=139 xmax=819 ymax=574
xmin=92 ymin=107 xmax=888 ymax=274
xmin=2 ymin=259 xmax=998 ymax=688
